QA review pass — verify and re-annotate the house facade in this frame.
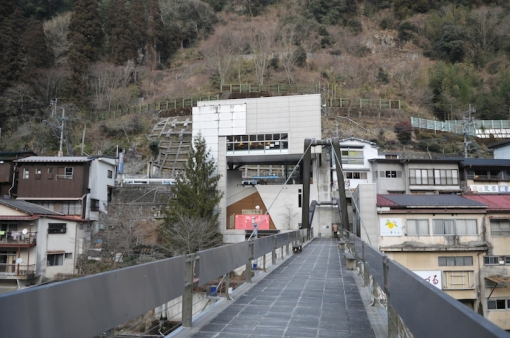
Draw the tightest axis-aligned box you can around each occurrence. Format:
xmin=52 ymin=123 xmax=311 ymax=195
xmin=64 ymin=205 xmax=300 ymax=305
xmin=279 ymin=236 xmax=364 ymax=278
xmin=370 ymin=159 xmax=462 ymax=194
xmin=463 ymin=194 xmax=510 ymax=330
xmin=0 ymin=151 xmax=37 ymax=198
xmin=15 ymin=156 xmax=116 ymax=231
xmin=375 ymin=194 xmax=489 ymax=312
xmin=460 ymin=158 xmax=510 ymax=194
xmin=0 ymin=198 xmax=89 ymax=288
xmin=331 ymin=138 xmax=384 ymax=195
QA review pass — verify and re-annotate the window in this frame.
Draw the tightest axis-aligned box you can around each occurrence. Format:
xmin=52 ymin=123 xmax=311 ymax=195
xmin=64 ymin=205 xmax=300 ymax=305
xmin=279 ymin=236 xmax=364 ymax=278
xmin=488 ymin=299 xmax=508 ymax=310
xmin=379 ymin=171 xmax=402 ymax=178
xmin=345 ymin=172 xmax=367 ymax=179
xmin=47 ymin=254 xmax=64 ymax=266
xmin=433 ymin=219 xmax=477 ymax=235
xmin=442 ymin=271 xmax=475 ymax=290
xmin=65 ymin=253 xmax=72 ymax=259
xmin=107 ymin=170 xmax=113 ymax=178
xmin=90 ymin=199 xmax=100 ymax=212
xmin=410 ymin=169 xmax=458 ymax=185
xmin=491 ymin=220 xmax=510 ymax=237
xmin=433 ymin=219 xmax=455 ymax=235
xmin=47 ymin=167 xmax=54 ymax=180
xmin=23 ymin=168 xmax=29 ymax=179
xmin=406 ymin=219 xmax=429 ymax=235
xmin=65 ymin=167 xmax=73 ymax=178
xmin=227 ymin=133 xmax=288 ymax=153
xmin=341 ymin=148 xmax=364 ymax=165
xmin=438 ymin=256 xmax=473 ymax=266
xmin=483 ymin=256 xmax=505 ymax=265
xmin=48 ymin=223 xmax=67 ymax=234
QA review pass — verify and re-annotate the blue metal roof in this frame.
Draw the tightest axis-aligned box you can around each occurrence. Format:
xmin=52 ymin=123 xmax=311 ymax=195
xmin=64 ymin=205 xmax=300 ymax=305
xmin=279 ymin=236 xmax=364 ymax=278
xmin=380 ymin=194 xmax=487 ymax=208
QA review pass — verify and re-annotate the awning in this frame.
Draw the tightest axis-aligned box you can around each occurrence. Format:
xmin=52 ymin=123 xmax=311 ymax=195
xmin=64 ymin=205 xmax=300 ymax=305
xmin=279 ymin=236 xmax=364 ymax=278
xmin=486 ymin=276 xmax=510 ymax=285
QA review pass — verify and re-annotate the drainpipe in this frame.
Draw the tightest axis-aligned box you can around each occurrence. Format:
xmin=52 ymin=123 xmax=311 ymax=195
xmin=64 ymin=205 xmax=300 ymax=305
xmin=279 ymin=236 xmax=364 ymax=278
xmin=8 ymin=162 xmax=18 ymax=198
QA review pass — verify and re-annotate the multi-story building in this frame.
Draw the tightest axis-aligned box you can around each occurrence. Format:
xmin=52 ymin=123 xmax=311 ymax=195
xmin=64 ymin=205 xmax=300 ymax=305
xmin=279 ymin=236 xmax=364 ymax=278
xmin=0 ymin=151 xmax=36 ymax=197
xmin=369 ymin=158 xmax=462 ymax=194
xmin=192 ymin=95 xmax=325 ymax=242
xmin=459 ymin=158 xmax=510 ymax=194
xmin=374 ymin=193 xmax=488 ymax=311
xmin=0 ymin=198 xmax=89 ymax=288
xmin=331 ymin=138 xmax=384 ymax=195
xmin=15 ymin=156 xmax=116 ymax=231
xmin=463 ymin=194 xmax=510 ymax=330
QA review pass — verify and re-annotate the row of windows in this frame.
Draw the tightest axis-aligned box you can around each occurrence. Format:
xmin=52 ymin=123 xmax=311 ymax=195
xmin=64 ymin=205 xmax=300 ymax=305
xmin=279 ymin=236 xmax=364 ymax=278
xmin=409 ymin=169 xmax=459 ymax=185
xmin=437 ymin=255 xmax=510 ymax=267
xmin=406 ymin=219 xmax=478 ymax=236
xmin=227 ymin=133 xmax=288 ymax=152
xmin=341 ymin=149 xmax=364 ymax=165
xmin=23 ymin=167 xmax=74 ymax=180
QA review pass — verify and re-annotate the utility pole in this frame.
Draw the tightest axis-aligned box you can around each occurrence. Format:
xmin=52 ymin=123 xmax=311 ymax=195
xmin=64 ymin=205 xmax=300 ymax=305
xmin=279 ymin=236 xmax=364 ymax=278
xmin=49 ymin=99 xmax=65 ymax=157
xmin=462 ymin=104 xmax=476 ymax=158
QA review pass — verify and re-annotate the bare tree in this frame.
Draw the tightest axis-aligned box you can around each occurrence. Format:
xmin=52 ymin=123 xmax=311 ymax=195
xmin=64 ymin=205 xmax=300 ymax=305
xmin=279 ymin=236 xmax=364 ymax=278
xmin=280 ymin=202 xmax=299 ymax=230
xmin=201 ymin=27 xmax=236 ymax=87
xmin=89 ymin=62 xmax=133 ymax=110
xmin=248 ymin=22 xmax=276 ymax=85
xmin=96 ymin=204 xmax=159 ymax=267
xmin=160 ymin=212 xmax=223 ymax=255
xmin=469 ymin=6 xmax=501 ymax=53
xmin=32 ymin=68 xmax=68 ymax=104
xmin=43 ymin=12 xmax=72 ymax=65
xmin=277 ymin=24 xmax=300 ymax=84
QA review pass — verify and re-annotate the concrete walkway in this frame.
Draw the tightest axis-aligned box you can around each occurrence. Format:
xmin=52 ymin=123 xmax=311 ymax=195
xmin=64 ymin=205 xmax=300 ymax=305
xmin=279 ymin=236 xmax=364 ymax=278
xmin=172 ymin=238 xmax=386 ymax=338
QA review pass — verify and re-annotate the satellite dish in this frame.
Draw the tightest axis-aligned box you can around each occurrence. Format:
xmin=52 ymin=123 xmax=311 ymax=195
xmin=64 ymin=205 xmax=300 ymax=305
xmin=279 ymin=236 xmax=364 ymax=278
xmin=22 ymin=229 xmax=28 ymax=235
xmin=16 ymin=258 xmax=23 ymax=264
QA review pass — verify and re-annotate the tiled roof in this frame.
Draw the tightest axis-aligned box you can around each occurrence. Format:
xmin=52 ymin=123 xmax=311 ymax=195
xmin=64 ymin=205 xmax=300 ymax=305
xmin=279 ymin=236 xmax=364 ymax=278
xmin=463 ymin=194 xmax=510 ymax=211
xmin=377 ymin=194 xmax=487 ymax=208
xmin=16 ymin=156 xmax=91 ymax=163
xmin=0 ymin=198 xmax=62 ymax=216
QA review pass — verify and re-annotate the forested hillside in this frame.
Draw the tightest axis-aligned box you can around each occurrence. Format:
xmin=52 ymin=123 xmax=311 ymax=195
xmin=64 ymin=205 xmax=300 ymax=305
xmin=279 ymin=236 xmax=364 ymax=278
xmin=1 ymin=0 xmax=509 ymax=156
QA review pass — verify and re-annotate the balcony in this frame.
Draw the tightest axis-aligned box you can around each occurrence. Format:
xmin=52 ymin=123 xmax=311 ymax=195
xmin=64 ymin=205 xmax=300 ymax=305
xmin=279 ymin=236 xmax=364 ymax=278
xmin=0 ymin=264 xmax=36 ymax=279
xmin=0 ymin=232 xmax=37 ymax=247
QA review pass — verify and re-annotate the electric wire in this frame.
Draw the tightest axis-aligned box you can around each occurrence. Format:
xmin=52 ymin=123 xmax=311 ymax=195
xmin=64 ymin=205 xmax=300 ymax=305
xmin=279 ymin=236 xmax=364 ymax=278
xmin=247 ymin=139 xmax=316 ymax=241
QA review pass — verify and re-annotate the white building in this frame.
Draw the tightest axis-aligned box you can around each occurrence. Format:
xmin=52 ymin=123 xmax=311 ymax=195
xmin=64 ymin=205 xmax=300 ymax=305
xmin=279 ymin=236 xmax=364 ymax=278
xmin=192 ymin=95 xmax=327 ymax=242
xmin=0 ymin=198 xmax=89 ymax=288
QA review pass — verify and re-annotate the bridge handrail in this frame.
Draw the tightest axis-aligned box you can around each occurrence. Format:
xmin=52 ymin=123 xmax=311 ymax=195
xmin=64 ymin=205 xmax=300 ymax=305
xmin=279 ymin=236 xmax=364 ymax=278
xmin=344 ymin=231 xmax=508 ymax=338
xmin=0 ymin=229 xmax=311 ymax=338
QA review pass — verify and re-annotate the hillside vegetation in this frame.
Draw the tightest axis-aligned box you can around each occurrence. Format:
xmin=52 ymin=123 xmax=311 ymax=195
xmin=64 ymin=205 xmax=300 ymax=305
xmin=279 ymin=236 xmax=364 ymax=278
xmin=1 ymin=0 xmax=509 ymax=157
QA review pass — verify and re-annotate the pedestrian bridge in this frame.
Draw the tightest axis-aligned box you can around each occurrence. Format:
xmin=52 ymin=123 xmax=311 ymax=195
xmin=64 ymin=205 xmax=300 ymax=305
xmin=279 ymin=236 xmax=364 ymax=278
xmin=0 ymin=231 xmax=507 ymax=338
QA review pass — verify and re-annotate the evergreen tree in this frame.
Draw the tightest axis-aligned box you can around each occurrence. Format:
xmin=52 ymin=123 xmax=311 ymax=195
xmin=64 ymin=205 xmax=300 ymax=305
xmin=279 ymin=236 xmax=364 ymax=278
xmin=107 ymin=0 xmax=135 ymax=65
xmin=67 ymin=0 xmax=103 ymax=100
xmin=68 ymin=0 xmax=103 ymax=62
xmin=21 ymin=17 xmax=54 ymax=79
xmin=0 ymin=9 xmax=26 ymax=93
xmin=160 ymin=133 xmax=224 ymax=254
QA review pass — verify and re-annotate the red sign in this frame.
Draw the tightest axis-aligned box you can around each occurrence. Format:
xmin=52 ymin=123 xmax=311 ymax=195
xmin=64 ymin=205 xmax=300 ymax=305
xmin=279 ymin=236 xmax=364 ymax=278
xmin=235 ymin=214 xmax=270 ymax=230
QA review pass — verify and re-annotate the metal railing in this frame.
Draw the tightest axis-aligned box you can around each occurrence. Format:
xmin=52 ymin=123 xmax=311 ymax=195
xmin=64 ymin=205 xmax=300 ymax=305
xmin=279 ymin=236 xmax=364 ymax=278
xmin=0 ymin=229 xmax=311 ymax=338
xmin=0 ymin=264 xmax=36 ymax=277
xmin=342 ymin=231 xmax=508 ymax=338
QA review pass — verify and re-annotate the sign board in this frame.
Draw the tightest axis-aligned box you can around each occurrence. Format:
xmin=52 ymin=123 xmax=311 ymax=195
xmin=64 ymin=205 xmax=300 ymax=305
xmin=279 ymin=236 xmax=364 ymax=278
xmin=379 ymin=218 xmax=403 ymax=236
xmin=235 ymin=214 xmax=270 ymax=230
xmin=413 ymin=270 xmax=442 ymax=289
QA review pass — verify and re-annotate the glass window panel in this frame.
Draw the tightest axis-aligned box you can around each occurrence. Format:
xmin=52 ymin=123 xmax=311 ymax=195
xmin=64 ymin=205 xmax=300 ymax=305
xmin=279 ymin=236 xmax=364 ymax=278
xmin=464 ymin=256 xmax=473 ymax=266
xmin=446 ymin=257 xmax=455 ymax=266
xmin=438 ymin=257 xmax=447 ymax=266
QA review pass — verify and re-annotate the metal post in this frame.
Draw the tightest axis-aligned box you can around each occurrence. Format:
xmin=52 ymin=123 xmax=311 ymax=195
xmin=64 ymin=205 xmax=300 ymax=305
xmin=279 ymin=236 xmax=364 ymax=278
xmin=272 ymin=237 xmax=277 ymax=265
xmin=384 ymin=257 xmax=398 ymax=338
xmin=182 ymin=254 xmax=195 ymax=328
xmin=246 ymin=242 xmax=253 ymax=283
xmin=226 ymin=272 xmax=232 ymax=300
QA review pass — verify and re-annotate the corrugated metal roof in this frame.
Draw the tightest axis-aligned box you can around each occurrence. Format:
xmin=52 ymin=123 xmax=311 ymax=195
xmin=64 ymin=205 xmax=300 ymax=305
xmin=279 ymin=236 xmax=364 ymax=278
xmin=16 ymin=156 xmax=91 ymax=163
xmin=378 ymin=194 xmax=487 ymax=208
xmin=460 ymin=158 xmax=510 ymax=167
xmin=463 ymin=194 xmax=510 ymax=210
xmin=0 ymin=198 xmax=63 ymax=216
xmin=486 ymin=276 xmax=510 ymax=285
xmin=377 ymin=195 xmax=398 ymax=207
